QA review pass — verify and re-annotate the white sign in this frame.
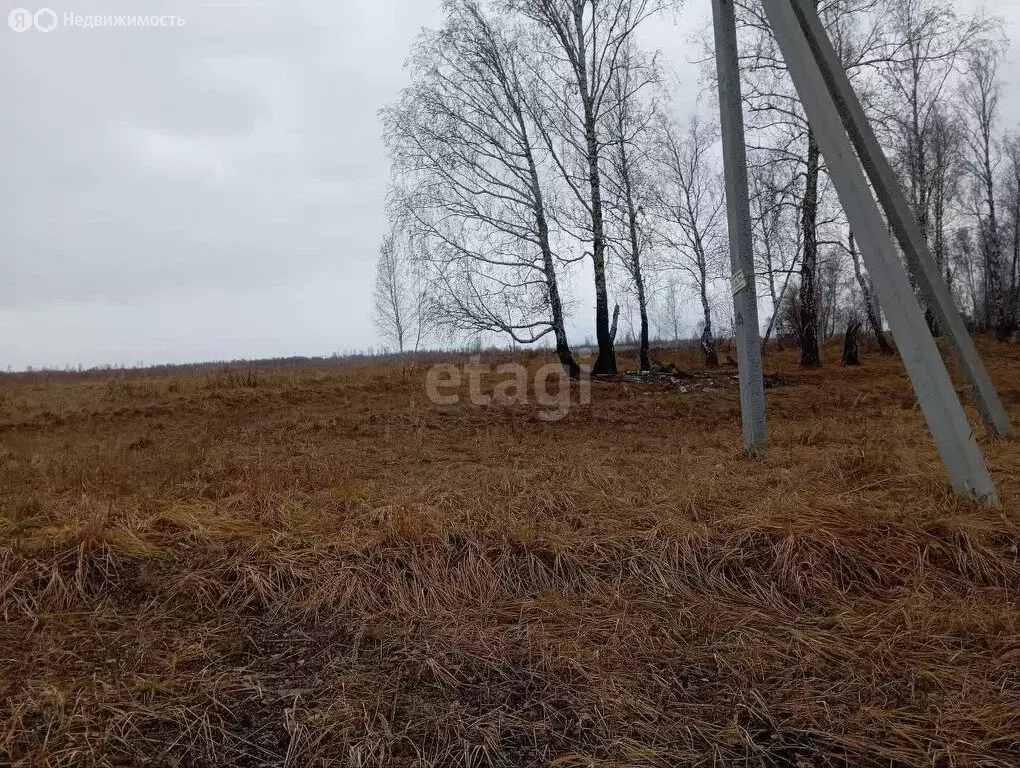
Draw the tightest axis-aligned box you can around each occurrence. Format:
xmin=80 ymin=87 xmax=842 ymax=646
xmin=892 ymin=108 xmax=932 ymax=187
xmin=731 ymin=269 xmax=748 ymax=296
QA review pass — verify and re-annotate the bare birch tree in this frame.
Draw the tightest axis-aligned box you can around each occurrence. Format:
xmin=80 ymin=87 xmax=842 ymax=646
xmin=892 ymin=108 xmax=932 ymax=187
xmin=961 ymin=45 xmax=1009 ymax=338
xmin=509 ymin=0 xmax=671 ymax=374
xmin=750 ymin=164 xmax=801 ymax=346
xmin=373 ymin=231 xmax=430 ymax=362
xmin=656 ymin=281 xmax=683 ymax=343
xmin=927 ymin=106 xmax=964 ymax=301
xmin=383 ymin=0 xmax=581 ymax=375
xmin=1001 ymin=130 xmax=1020 ymax=337
xmin=651 ymin=115 xmax=724 ymax=367
xmin=875 ymin=0 xmax=994 ymax=331
xmin=603 ymin=48 xmax=658 ymax=371
xmin=847 ymin=229 xmax=893 ymax=353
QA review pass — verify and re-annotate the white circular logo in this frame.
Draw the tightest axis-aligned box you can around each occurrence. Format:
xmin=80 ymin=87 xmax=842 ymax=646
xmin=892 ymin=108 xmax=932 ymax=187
xmin=8 ymin=8 xmax=33 ymax=31
xmin=34 ymin=8 xmax=57 ymax=32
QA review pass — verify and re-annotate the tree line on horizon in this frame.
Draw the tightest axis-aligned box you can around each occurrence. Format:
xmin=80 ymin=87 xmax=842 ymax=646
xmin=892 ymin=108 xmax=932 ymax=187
xmin=373 ymin=0 xmax=1020 ymax=375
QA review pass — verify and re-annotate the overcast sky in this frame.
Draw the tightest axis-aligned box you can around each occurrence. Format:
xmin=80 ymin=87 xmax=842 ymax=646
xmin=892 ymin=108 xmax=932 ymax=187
xmin=3 ymin=0 xmax=1020 ymax=370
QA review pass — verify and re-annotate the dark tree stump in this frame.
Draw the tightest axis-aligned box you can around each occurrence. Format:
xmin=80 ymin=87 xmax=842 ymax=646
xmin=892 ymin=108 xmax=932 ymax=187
xmin=842 ymin=320 xmax=863 ymax=367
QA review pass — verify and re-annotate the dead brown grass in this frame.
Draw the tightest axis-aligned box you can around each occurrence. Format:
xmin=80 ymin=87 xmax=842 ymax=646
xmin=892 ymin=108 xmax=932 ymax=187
xmin=1 ymin=338 xmax=1018 ymax=767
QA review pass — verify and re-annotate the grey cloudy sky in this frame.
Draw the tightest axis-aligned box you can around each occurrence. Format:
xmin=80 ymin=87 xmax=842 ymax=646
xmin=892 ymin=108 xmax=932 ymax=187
xmin=3 ymin=0 xmax=1019 ymax=370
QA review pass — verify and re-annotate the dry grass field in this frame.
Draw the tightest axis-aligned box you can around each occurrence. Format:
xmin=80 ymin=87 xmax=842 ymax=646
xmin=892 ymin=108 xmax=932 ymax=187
xmin=1 ymin=339 xmax=1019 ymax=767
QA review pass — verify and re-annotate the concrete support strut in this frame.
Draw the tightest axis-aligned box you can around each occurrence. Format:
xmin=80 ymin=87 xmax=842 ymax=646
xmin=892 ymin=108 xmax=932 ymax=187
xmin=761 ymin=0 xmax=998 ymax=503
xmin=712 ymin=0 xmax=767 ymax=450
xmin=789 ymin=0 xmax=1014 ymax=440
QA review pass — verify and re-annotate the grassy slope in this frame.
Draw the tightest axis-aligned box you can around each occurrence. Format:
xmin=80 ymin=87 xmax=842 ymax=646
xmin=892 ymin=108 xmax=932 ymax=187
xmin=1 ymin=339 xmax=1019 ymax=767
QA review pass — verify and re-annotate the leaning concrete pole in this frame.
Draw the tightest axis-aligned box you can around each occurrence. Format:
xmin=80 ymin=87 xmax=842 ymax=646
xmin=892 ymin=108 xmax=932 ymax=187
xmin=712 ymin=0 xmax=767 ymax=450
xmin=788 ymin=0 xmax=1014 ymax=439
xmin=762 ymin=0 xmax=998 ymax=503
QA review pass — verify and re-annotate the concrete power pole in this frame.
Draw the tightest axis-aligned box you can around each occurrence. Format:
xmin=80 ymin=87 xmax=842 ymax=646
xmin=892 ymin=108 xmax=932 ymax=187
xmin=712 ymin=0 xmax=767 ymax=451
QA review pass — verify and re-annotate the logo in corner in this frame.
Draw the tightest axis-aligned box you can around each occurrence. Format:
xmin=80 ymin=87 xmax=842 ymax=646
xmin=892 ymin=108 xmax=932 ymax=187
xmin=34 ymin=8 xmax=58 ymax=32
xmin=8 ymin=8 xmax=33 ymax=31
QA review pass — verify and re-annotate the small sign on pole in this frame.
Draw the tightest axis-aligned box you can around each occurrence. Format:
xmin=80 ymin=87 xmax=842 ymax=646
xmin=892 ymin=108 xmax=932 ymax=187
xmin=731 ymin=269 xmax=748 ymax=296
